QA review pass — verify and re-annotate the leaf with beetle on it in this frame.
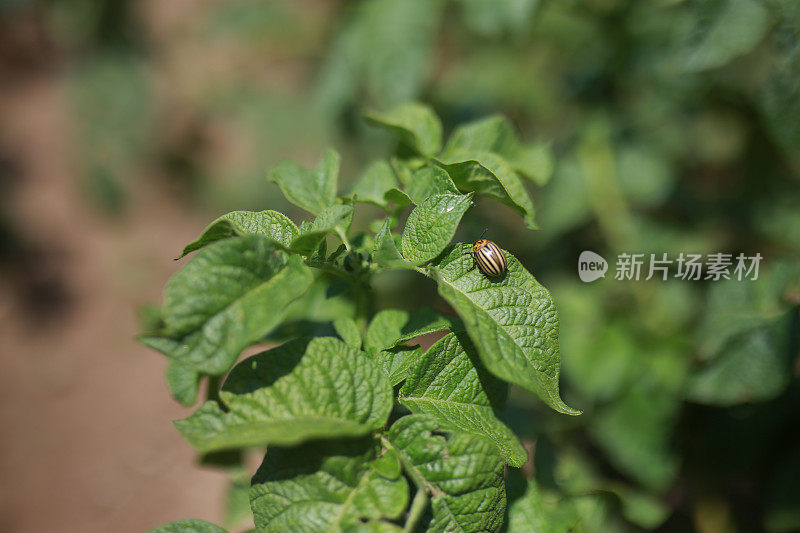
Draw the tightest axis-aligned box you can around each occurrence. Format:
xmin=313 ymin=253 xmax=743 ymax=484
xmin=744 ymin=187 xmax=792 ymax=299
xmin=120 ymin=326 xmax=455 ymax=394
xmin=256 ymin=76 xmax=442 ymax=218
xmin=140 ymin=106 xmax=592 ymax=532
xmin=138 ymin=236 xmax=314 ymax=376
xmin=250 ymin=437 xmax=408 ymax=532
xmin=387 ymin=414 xmax=507 ymax=532
xmin=173 ymin=337 xmax=393 ymax=453
xmin=430 ymin=244 xmax=580 ymax=415
xmin=400 ymin=192 xmax=473 ymax=265
xmin=177 ymin=210 xmax=300 ymax=258
xmin=268 ymin=148 xmax=340 ymax=215
xmin=399 ymin=332 xmax=527 ymax=466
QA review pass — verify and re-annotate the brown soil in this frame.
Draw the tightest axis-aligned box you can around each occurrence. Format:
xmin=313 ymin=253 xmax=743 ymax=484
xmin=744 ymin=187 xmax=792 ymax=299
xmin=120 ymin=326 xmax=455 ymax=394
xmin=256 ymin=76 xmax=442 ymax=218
xmin=0 ymin=74 xmax=229 ymax=532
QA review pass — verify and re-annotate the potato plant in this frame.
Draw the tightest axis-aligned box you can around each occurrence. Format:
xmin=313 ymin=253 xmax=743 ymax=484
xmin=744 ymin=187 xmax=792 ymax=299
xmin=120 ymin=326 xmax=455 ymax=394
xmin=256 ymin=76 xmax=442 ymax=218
xmin=140 ymin=103 xmax=575 ymax=532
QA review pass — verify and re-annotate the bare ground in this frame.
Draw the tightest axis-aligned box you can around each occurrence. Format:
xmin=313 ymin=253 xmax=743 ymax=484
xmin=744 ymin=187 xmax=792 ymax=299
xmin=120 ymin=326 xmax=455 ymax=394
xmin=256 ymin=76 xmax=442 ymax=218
xmin=0 ymin=76 xmax=229 ymax=533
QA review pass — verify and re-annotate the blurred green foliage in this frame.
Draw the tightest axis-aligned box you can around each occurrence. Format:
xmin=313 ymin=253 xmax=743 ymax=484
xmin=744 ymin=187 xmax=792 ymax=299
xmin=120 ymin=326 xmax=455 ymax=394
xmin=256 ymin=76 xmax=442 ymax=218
xmin=5 ymin=0 xmax=799 ymax=530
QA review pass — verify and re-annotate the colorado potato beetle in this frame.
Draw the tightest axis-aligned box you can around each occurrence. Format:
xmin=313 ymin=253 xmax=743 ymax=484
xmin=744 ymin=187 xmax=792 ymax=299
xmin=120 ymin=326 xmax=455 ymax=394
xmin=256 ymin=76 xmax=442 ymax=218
xmin=465 ymin=236 xmax=507 ymax=277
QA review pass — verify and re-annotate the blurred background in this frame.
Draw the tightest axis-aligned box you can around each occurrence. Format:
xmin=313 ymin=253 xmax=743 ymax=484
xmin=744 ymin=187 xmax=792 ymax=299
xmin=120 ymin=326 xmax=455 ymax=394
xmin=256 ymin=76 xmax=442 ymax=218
xmin=1 ymin=0 xmax=799 ymax=532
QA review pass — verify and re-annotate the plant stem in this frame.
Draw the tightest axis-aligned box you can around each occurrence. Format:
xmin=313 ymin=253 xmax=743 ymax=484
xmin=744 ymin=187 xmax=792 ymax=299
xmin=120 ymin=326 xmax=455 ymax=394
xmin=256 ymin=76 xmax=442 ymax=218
xmin=304 ymin=259 xmax=355 ymax=282
xmin=380 ymin=435 xmax=431 ymax=531
xmin=353 ymin=277 xmax=371 ymax=334
xmin=404 ymin=485 xmax=429 ymax=533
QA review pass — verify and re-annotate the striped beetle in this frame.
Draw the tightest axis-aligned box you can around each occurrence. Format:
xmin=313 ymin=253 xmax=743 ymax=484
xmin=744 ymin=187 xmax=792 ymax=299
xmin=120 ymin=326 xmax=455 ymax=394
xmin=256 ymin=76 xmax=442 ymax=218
xmin=464 ymin=233 xmax=507 ymax=277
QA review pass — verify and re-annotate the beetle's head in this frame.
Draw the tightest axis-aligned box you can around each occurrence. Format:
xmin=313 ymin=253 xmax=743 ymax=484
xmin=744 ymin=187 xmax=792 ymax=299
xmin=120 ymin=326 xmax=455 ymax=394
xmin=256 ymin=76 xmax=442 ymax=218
xmin=473 ymin=239 xmax=489 ymax=252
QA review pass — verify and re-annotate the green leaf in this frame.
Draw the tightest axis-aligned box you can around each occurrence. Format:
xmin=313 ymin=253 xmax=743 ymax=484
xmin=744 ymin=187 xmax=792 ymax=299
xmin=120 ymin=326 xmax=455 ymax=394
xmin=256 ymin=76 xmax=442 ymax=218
xmin=676 ymin=0 xmax=769 ymax=72
xmin=139 ymin=236 xmax=314 ymax=375
xmin=760 ymin=29 xmax=800 ymax=156
xmin=383 ymin=187 xmax=414 ymax=207
xmin=686 ymin=310 xmax=798 ymax=406
xmin=314 ymin=0 xmax=442 ymax=115
xmin=334 ymin=317 xmax=362 ymax=348
xmin=71 ymin=54 xmax=149 ymax=214
xmin=536 ymin=155 xmax=591 ymax=238
xmin=250 ymin=438 xmax=408 ymax=532
xmin=698 ymin=266 xmax=800 ymax=360
xmin=174 ymin=337 xmax=392 ymax=452
xmin=456 ymin=0 xmax=540 ymax=38
xmin=616 ymin=144 xmax=674 ymax=207
xmin=400 ymin=193 xmax=473 ymax=265
xmin=399 ymin=332 xmax=527 ymax=466
xmin=372 ymin=219 xmax=415 ymax=269
xmin=347 ymin=523 xmax=402 ymax=533
xmin=166 ymin=360 xmax=201 ymax=407
xmin=290 ymin=204 xmax=354 ymax=254
xmin=387 ymin=414 xmax=506 ymax=532
xmin=178 ymin=210 xmax=299 ymax=258
xmin=442 ymin=115 xmax=554 ymax=186
xmin=507 ymin=479 xmax=580 ymax=533
xmin=364 ymin=310 xmax=412 ymax=352
xmin=405 ymin=165 xmax=459 ymax=204
xmin=268 ymin=148 xmax=340 ymax=215
xmin=610 ymin=485 xmax=670 ymax=529
xmin=390 ymin=157 xmax=415 ymax=186
xmin=430 ymin=244 xmax=580 ymax=415
xmin=366 ymin=102 xmax=443 ymax=156
xmin=274 ymin=276 xmax=356 ymax=338
xmin=370 ymin=448 xmax=402 ymax=480
xmin=438 ymin=152 xmax=538 ymax=229
xmin=351 ymin=160 xmax=399 ymax=209
xmin=364 ymin=307 xmax=459 ymax=353
xmin=589 ymin=384 xmax=679 ymax=491
xmin=148 ymin=519 xmax=228 ymax=533
xmin=375 ymin=345 xmax=422 ymax=385
xmin=223 ymin=469 xmax=251 ymax=530
xmin=549 ymin=446 xmax=671 ymax=528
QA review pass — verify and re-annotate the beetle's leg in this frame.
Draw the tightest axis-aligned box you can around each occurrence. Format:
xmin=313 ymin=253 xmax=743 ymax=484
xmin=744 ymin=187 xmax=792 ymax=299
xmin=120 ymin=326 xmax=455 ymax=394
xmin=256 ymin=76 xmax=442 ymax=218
xmin=464 ymin=252 xmax=477 ymax=272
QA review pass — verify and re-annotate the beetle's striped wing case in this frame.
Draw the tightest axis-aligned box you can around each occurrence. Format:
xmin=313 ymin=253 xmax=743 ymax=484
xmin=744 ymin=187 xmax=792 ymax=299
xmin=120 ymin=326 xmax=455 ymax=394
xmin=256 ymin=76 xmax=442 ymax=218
xmin=474 ymin=240 xmax=507 ymax=277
